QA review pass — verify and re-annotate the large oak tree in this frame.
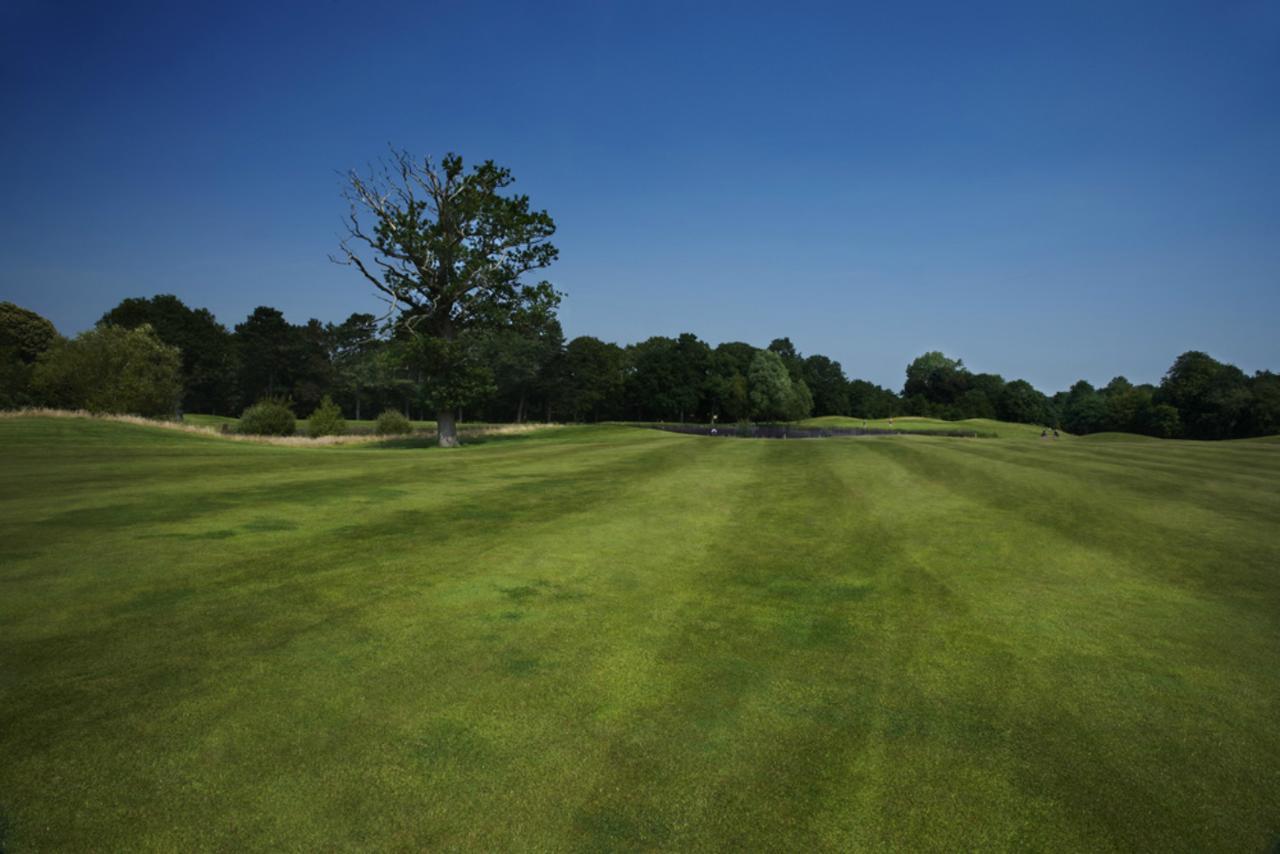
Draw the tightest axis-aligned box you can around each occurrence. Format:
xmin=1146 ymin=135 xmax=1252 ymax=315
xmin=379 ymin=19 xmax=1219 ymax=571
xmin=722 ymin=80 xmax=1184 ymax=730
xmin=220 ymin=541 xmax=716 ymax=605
xmin=336 ymin=150 xmax=558 ymax=446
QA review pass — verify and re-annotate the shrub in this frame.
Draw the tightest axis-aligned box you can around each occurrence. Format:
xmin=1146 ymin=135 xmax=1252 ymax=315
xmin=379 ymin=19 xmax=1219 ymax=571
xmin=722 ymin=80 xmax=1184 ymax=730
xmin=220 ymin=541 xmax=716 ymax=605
xmin=307 ymin=395 xmax=347 ymax=438
xmin=375 ymin=409 xmax=412 ymax=435
xmin=32 ymin=323 xmax=181 ymax=417
xmin=238 ymin=397 xmax=296 ymax=436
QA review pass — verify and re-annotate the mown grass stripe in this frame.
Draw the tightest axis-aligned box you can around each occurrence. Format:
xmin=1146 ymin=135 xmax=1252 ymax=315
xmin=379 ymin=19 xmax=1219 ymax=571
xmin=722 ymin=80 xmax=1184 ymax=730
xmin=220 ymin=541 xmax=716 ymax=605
xmin=0 ymin=418 xmax=1277 ymax=850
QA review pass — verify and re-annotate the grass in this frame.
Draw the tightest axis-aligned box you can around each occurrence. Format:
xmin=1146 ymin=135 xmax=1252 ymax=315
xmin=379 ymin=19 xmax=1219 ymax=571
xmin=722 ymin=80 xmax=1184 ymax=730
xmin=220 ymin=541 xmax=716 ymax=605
xmin=4 ymin=409 xmax=552 ymax=448
xmin=1 ymin=415 xmax=1278 ymax=850
xmin=182 ymin=412 xmax=545 ymax=439
xmin=799 ymin=414 xmax=1059 ymax=439
xmin=183 ymin=412 xmax=442 ymax=434
xmin=181 ymin=413 xmax=241 ymax=428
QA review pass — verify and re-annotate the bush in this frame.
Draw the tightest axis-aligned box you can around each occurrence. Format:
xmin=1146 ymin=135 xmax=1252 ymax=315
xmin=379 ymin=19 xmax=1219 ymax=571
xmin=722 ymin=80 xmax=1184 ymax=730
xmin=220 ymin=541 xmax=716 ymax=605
xmin=374 ymin=409 xmax=412 ymax=435
xmin=32 ymin=323 xmax=181 ymax=417
xmin=238 ymin=398 xmax=296 ymax=436
xmin=307 ymin=395 xmax=347 ymax=438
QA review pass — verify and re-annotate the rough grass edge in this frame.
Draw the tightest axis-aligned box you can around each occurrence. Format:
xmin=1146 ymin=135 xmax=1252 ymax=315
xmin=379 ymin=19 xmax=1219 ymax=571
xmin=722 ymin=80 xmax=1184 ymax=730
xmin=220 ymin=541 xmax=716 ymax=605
xmin=0 ymin=408 xmax=560 ymax=447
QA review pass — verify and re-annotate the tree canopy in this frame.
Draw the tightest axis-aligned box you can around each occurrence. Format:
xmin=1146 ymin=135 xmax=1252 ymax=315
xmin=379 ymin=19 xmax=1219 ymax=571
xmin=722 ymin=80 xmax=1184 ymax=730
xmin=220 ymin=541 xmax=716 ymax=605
xmin=0 ymin=302 xmax=59 ymax=408
xmin=5 ymin=295 xmax=1278 ymax=442
xmin=33 ymin=324 xmax=182 ymax=417
xmin=336 ymin=149 xmax=559 ymax=446
xmin=749 ymin=350 xmax=796 ymax=421
xmin=101 ymin=294 xmax=235 ymax=414
xmin=0 ymin=301 xmax=58 ymax=363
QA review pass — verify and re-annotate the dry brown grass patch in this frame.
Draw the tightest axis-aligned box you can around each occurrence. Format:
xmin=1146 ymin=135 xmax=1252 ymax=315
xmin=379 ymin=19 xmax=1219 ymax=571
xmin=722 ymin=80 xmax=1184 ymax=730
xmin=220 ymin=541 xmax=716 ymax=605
xmin=1 ymin=408 xmax=561 ymax=447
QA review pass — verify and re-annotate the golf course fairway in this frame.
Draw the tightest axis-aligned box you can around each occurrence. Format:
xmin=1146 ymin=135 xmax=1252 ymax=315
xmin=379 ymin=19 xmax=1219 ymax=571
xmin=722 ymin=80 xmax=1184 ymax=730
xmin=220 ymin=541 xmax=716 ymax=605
xmin=1 ymin=415 xmax=1277 ymax=851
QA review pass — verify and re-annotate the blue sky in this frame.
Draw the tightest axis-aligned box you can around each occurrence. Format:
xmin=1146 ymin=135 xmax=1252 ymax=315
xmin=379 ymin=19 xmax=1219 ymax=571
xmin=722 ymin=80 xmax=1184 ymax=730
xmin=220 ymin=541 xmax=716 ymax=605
xmin=2 ymin=0 xmax=1277 ymax=391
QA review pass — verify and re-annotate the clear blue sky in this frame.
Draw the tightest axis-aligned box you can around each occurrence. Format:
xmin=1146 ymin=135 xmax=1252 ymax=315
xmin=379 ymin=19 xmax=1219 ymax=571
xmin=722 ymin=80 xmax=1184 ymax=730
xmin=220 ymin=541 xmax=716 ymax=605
xmin=2 ymin=0 xmax=1277 ymax=391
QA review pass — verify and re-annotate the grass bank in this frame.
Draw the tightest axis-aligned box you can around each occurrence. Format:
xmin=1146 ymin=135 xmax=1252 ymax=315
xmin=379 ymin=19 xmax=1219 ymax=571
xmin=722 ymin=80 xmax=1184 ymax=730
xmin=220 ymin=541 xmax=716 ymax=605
xmin=799 ymin=414 xmax=1059 ymax=439
xmin=2 ymin=409 xmax=551 ymax=447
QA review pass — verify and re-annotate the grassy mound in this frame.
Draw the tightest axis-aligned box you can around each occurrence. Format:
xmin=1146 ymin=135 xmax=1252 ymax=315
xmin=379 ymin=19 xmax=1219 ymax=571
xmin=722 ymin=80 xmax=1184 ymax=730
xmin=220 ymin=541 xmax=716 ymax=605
xmin=1076 ymin=431 xmax=1164 ymax=442
xmin=798 ymin=414 xmax=1056 ymax=439
xmin=181 ymin=413 xmax=238 ymax=428
xmin=1 ymin=415 xmax=1277 ymax=850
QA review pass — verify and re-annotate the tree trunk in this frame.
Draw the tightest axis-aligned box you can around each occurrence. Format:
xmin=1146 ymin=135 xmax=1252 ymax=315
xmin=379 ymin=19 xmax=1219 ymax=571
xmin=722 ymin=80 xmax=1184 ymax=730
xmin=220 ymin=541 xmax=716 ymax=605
xmin=437 ymin=408 xmax=460 ymax=448
xmin=517 ymin=390 xmax=527 ymax=424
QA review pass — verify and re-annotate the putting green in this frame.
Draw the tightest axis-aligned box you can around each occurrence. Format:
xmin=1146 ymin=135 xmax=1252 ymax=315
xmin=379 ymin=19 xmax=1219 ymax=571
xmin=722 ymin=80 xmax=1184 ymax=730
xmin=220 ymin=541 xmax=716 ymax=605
xmin=1 ymin=415 xmax=1277 ymax=850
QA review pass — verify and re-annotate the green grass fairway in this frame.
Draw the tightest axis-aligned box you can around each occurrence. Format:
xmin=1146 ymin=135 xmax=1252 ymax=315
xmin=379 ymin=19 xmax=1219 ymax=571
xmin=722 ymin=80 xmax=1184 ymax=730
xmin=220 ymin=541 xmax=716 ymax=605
xmin=2 ymin=417 xmax=1278 ymax=850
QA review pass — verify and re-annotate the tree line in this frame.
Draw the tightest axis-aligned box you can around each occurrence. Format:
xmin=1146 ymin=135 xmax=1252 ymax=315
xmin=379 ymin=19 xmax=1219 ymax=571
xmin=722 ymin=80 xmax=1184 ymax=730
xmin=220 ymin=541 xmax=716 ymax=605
xmin=896 ymin=350 xmax=1278 ymax=439
xmin=3 ymin=151 xmax=1276 ymax=441
xmin=2 ymin=296 xmax=1276 ymax=439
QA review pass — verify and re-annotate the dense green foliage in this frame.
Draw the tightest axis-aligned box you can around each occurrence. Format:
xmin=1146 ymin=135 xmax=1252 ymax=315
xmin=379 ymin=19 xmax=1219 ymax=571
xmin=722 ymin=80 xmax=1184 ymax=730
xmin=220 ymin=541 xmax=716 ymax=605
xmin=233 ymin=306 xmax=299 ymax=404
xmin=305 ymin=395 xmax=347 ymax=438
xmin=557 ymin=336 xmax=626 ymax=421
xmin=748 ymin=349 xmax=794 ymax=420
xmin=1153 ymin=350 xmax=1254 ymax=439
xmin=374 ymin=408 xmax=413 ymax=435
xmin=101 ymin=294 xmax=237 ymax=414
xmin=31 ymin=324 xmax=182 ymax=416
xmin=0 ymin=300 xmax=58 ymax=363
xmin=3 ymin=298 xmax=1277 ymax=438
xmin=0 ymin=301 xmax=60 ymax=407
xmin=0 ymin=416 xmax=1276 ymax=848
xmin=0 ymin=354 xmax=35 ymax=410
xmin=896 ymin=348 xmax=1279 ymax=440
xmin=237 ymin=398 xmax=297 ymax=436
xmin=474 ymin=310 xmax=563 ymax=423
